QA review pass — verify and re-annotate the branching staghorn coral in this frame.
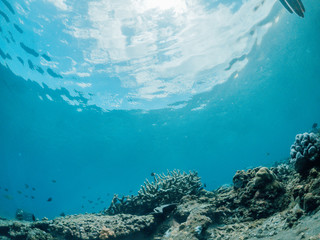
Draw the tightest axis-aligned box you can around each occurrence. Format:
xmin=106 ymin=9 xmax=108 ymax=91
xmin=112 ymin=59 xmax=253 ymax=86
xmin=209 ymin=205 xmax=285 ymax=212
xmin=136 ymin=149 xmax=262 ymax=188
xmin=105 ymin=170 xmax=202 ymax=215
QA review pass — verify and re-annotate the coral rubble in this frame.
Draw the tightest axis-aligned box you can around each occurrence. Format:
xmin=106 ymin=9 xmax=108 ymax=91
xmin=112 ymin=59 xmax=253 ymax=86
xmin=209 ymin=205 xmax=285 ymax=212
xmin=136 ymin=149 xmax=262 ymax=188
xmin=99 ymin=226 xmax=115 ymax=239
xmin=0 ymin=213 xmax=156 ymax=240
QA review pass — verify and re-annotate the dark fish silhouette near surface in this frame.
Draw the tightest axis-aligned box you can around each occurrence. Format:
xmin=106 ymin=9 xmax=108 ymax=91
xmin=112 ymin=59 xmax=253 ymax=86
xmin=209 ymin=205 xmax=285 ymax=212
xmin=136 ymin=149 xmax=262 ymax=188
xmin=279 ymin=0 xmax=305 ymax=17
xmin=47 ymin=197 xmax=52 ymax=202
xmin=312 ymin=123 xmax=318 ymax=129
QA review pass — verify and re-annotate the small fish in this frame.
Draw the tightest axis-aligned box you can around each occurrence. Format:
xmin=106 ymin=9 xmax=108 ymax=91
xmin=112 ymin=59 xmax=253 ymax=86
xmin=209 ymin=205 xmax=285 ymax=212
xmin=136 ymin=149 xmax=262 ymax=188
xmin=82 ymin=196 xmax=86 ymax=199
xmin=97 ymin=197 xmax=101 ymax=200
xmin=31 ymin=196 xmax=35 ymax=199
xmin=151 ymin=172 xmax=155 ymax=177
xmin=5 ymin=188 xmax=8 ymax=192
xmin=4 ymin=194 xmax=13 ymax=200
xmin=88 ymin=200 xmax=93 ymax=204
xmin=52 ymin=180 xmax=56 ymax=183
xmin=24 ymin=195 xmax=28 ymax=198
xmin=17 ymin=190 xmax=22 ymax=194
xmin=312 ymin=123 xmax=318 ymax=129
xmin=203 ymin=183 xmax=207 ymax=188
xmin=32 ymin=187 xmax=36 ymax=191
xmin=81 ymin=205 xmax=84 ymax=208
xmin=47 ymin=197 xmax=52 ymax=202
xmin=25 ymin=184 xmax=29 ymax=189
xmin=60 ymin=212 xmax=66 ymax=217
xmin=32 ymin=214 xmax=36 ymax=221
xmin=266 ymin=152 xmax=270 ymax=156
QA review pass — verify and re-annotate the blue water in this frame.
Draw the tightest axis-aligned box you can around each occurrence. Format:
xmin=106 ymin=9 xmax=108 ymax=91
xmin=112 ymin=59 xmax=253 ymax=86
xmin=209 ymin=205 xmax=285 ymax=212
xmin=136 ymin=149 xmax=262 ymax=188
xmin=0 ymin=0 xmax=320 ymax=219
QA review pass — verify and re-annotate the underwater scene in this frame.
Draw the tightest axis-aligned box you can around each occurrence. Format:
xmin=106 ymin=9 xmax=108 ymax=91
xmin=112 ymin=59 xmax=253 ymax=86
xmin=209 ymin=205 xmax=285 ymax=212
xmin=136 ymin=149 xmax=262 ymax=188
xmin=1 ymin=0 xmax=320 ymax=239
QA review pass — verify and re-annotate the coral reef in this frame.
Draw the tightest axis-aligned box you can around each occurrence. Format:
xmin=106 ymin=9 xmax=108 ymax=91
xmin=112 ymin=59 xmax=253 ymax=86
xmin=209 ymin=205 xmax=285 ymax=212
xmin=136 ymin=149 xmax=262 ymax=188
xmin=99 ymin=226 xmax=115 ymax=239
xmin=15 ymin=209 xmax=35 ymax=222
xmin=290 ymin=132 xmax=320 ymax=173
xmin=229 ymin=166 xmax=287 ymax=219
xmin=151 ymin=163 xmax=320 ymax=240
xmin=1 ymin=131 xmax=320 ymax=240
xmin=0 ymin=220 xmax=53 ymax=240
xmin=105 ymin=170 xmax=202 ymax=215
xmin=0 ymin=213 xmax=156 ymax=240
xmin=291 ymin=167 xmax=320 ymax=212
xmin=1 ymin=162 xmax=320 ymax=240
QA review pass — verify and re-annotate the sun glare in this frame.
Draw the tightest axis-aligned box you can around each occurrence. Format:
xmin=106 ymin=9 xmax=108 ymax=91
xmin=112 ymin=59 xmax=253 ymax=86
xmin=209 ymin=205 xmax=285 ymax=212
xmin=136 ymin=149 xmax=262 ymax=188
xmin=137 ymin=0 xmax=187 ymax=13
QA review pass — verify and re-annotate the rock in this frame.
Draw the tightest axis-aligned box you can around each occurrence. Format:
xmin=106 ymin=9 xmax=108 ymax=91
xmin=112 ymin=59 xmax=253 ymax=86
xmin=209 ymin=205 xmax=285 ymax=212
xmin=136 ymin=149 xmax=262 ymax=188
xmin=303 ymin=193 xmax=320 ymax=212
xmin=253 ymin=167 xmax=275 ymax=187
xmin=233 ymin=170 xmax=254 ymax=190
xmin=228 ymin=167 xmax=289 ymax=221
xmin=295 ymin=156 xmax=309 ymax=174
xmin=99 ymin=226 xmax=115 ymax=239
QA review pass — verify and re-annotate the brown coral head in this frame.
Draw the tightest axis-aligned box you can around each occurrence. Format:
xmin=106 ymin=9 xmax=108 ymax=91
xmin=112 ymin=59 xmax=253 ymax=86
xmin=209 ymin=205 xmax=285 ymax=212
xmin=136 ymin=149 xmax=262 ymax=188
xmin=254 ymin=167 xmax=275 ymax=186
xmin=99 ymin=226 xmax=115 ymax=240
